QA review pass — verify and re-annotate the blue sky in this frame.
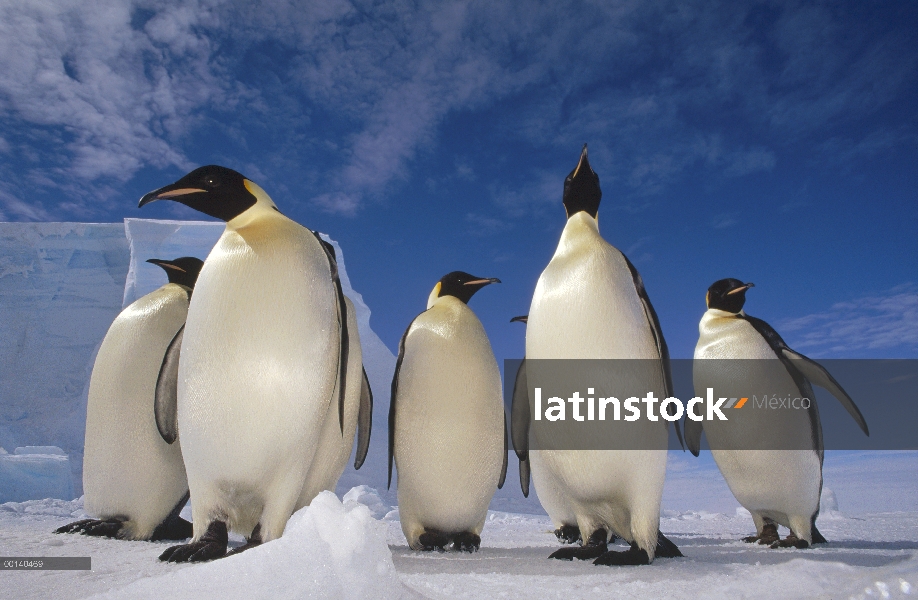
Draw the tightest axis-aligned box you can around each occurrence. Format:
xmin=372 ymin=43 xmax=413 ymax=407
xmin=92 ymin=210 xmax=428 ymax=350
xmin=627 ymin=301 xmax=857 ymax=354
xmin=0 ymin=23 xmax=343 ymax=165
xmin=1 ymin=0 xmax=916 ymax=363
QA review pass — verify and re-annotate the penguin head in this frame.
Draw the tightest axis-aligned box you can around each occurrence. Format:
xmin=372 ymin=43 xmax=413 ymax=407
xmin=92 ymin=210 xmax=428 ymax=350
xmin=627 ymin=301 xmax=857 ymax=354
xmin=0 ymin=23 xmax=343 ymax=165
xmin=427 ymin=271 xmax=501 ymax=308
xmin=146 ymin=257 xmax=204 ymax=290
xmin=139 ymin=165 xmax=271 ymax=222
xmin=706 ymin=278 xmax=755 ymax=313
xmin=562 ymin=144 xmax=602 ymax=220
xmin=510 ymin=315 xmax=528 ymax=323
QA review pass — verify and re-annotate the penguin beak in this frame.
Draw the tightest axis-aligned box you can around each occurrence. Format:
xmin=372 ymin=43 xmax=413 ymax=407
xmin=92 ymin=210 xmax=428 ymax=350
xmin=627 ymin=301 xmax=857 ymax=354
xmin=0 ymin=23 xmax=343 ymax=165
xmin=139 ymin=185 xmax=207 ymax=208
xmin=571 ymin=144 xmax=589 ymax=179
xmin=510 ymin=315 xmax=528 ymax=323
xmin=727 ymin=282 xmax=755 ymax=295
xmin=146 ymin=259 xmax=186 ymax=273
xmin=464 ymin=278 xmax=501 ymax=286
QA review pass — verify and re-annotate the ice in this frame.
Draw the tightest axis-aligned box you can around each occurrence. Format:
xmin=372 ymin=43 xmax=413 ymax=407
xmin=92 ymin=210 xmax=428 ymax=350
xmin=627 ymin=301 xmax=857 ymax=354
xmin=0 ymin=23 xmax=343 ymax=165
xmin=343 ymin=484 xmax=391 ymax=519
xmin=86 ymin=491 xmax=420 ymax=600
xmin=0 ymin=447 xmax=74 ymax=503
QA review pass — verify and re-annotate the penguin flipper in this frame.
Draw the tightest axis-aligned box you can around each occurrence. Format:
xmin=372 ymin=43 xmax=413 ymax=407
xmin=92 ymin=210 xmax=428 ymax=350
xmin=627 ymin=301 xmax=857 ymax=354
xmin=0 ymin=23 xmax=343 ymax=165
xmin=621 ymin=254 xmax=683 ymax=449
xmin=510 ymin=359 xmax=530 ymax=462
xmin=155 ymin=325 xmax=183 ymax=444
xmin=498 ymin=411 xmax=508 ymax=489
xmin=354 ymin=366 xmax=373 ymax=470
xmin=389 ymin=316 xmax=418 ymax=489
xmin=519 ymin=455 xmax=530 ymax=498
xmin=781 ymin=348 xmax=869 ymax=436
xmin=684 ymin=418 xmax=704 ymax=457
xmin=314 ymin=232 xmax=348 ymax=434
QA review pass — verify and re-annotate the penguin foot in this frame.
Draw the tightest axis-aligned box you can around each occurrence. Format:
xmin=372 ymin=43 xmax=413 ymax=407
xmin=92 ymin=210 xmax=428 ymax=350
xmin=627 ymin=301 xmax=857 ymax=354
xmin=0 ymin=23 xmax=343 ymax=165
xmin=812 ymin=525 xmax=827 ymax=544
xmin=549 ymin=528 xmax=608 ymax=561
xmin=593 ymin=546 xmax=651 ymax=566
xmin=150 ymin=517 xmax=193 ymax=542
xmin=226 ymin=524 xmax=262 ymax=557
xmin=770 ymin=534 xmax=809 ymax=550
xmin=417 ymin=530 xmax=451 ymax=552
xmin=554 ymin=524 xmax=582 ymax=545
xmin=159 ymin=521 xmax=228 ymax=563
xmin=655 ymin=532 xmax=683 ymax=558
xmin=742 ymin=523 xmax=779 ymax=545
xmin=452 ymin=532 xmax=480 ymax=553
xmin=55 ymin=518 xmax=123 ymax=538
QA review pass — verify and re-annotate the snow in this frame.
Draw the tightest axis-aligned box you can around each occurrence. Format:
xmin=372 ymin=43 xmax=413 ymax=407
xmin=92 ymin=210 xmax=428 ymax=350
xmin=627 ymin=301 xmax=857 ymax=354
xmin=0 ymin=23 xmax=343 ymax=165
xmin=1 ymin=221 xmax=915 ymax=598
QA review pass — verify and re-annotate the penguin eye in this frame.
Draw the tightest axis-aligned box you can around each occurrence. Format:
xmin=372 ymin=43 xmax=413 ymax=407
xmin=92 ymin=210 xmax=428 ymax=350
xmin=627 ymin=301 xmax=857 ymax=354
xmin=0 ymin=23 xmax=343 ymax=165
xmin=203 ymin=176 xmax=220 ymax=188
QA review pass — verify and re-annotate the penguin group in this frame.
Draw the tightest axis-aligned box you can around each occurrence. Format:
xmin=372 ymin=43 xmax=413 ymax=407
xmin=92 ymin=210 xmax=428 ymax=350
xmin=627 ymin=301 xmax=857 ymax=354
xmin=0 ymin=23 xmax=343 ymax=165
xmin=56 ymin=145 xmax=868 ymax=567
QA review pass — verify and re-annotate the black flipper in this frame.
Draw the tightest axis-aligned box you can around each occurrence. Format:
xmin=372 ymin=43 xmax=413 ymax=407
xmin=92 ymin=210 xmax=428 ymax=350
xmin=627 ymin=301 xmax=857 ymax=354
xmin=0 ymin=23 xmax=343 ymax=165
xmin=389 ymin=315 xmax=419 ymax=489
xmin=498 ymin=411 xmax=508 ymax=489
xmin=155 ymin=325 xmax=184 ymax=444
xmin=781 ymin=347 xmax=869 ymax=436
xmin=313 ymin=232 xmax=348 ymax=434
xmin=510 ymin=358 xmax=531 ymax=496
xmin=621 ymin=253 xmax=683 ymax=450
xmin=354 ymin=366 xmax=373 ymax=469
xmin=684 ymin=418 xmax=704 ymax=457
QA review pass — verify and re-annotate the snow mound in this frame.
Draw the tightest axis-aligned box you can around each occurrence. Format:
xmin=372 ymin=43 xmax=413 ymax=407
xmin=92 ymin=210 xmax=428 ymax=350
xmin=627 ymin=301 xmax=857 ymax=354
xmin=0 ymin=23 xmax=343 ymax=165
xmin=0 ymin=496 xmax=85 ymax=518
xmin=343 ymin=485 xmax=390 ymax=519
xmin=88 ymin=491 xmax=420 ymax=600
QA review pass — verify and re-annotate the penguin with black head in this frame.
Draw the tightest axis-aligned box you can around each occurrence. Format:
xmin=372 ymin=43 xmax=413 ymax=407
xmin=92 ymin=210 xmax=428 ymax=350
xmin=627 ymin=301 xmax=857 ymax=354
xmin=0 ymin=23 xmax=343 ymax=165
xmin=689 ymin=278 xmax=869 ymax=548
xmin=390 ymin=271 xmax=506 ymax=552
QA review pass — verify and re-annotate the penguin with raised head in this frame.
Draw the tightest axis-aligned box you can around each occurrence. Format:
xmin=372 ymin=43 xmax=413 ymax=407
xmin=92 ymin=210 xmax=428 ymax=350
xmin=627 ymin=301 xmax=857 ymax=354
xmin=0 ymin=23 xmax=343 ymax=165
xmin=139 ymin=166 xmax=346 ymax=562
xmin=390 ymin=271 xmax=506 ymax=552
xmin=509 ymin=315 xmax=581 ymax=545
xmin=688 ymin=278 xmax=869 ymax=548
xmin=56 ymin=257 xmax=203 ymax=541
xmin=523 ymin=144 xmax=682 ymax=565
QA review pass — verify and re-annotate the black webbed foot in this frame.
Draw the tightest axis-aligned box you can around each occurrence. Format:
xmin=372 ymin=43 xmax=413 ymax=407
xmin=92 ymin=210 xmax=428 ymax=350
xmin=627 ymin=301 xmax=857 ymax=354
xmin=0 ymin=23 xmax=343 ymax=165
xmin=417 ymin=529 xmax=451 ymax=552
xmin=149 ymin=517 xmax=193 ymax=542
xmin=770 ymin=534 xmax=809 ymax=549
xmin=226 ymin=524 xmax=262 ymax=557
xmin=452 ymin=532 xmax=480 ymax=553
xmin=549 ymin=528 xmax=607 ymax=561
xmin=55 ymin=518 xmax=123 ymax=538
xmin=743 ymin=522 xmax=779 ymax=545
xmin=159 ymin=520 xmax=228 ymax=563
xmin=655 ymin=531 xmax=683 ymax=558
xmin=593 ymin=545 xmax=651 ymax=566
xmin=554 ymin=524 xmax=581 ymax=545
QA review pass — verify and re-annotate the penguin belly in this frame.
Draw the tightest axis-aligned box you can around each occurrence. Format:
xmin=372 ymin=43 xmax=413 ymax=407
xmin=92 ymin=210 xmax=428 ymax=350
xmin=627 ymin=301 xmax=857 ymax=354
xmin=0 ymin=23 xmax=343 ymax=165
xmin=296 ymin=297 xmax=363 ymax=508
xmin=526 ymin=213 xmax=669 ymax=558
xmin=395 ymin=298 xmax=504 ymax=550
xmin=83 ymin=283 xmax=190 ymax=540
xmin=178 ymin=215 xmax=338 ymax=542
xmin=694 ymin=311 xmax=822 ymax=543
xmin=528 ymin=450 xmax=577 ymax=529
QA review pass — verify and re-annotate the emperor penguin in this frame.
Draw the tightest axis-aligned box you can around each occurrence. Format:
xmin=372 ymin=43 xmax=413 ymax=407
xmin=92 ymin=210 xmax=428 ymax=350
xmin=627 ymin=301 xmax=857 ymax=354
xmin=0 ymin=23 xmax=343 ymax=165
xmin=523 ymin=144 xmax=682 ymax=565
xmin=509 ymin=315 xmax=581 ymax=545
xmin=139 ymin=166 xmax=346 ymax=562
xmin=389 ymin=271 xmax=506 ymax=552
xmin=56 ymin=257 xmax=203 ymax=541
xmin=688 ymin=278 xmax=869 ymax=548
xmin=296 ymin=290 xmax=374 ymax=508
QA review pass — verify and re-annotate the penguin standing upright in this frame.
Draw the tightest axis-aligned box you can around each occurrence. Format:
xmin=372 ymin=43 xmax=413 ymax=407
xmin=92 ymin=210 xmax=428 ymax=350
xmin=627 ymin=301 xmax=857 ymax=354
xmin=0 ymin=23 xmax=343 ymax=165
xmin=139 ymin=166 xmax=345 ymax=562
xmin=688 ymin=278 xmax=869 ymax=548
xmin=389 ymin=271 xmax=506 ymax=552
xmin=523 ymin=145 xmax=682 ymax=565
xmin=56 ymin=257 xmax=203 ymax=541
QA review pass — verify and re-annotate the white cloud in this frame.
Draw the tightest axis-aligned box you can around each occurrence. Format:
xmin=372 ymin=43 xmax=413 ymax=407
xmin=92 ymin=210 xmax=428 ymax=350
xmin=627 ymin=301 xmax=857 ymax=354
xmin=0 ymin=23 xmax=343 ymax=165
xmin=780 ymin=284 xmax=918 ymax=358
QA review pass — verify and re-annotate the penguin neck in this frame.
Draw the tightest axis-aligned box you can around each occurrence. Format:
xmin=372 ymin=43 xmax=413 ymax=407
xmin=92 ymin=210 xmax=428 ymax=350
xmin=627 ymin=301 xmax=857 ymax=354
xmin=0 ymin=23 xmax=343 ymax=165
xmin=699 ymin=308 xmax=745 ymax=333
xmin=226 ymin=180 xmax=284 ymax=231
xmin=556 ymin=211 xmax=601 ymax=255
